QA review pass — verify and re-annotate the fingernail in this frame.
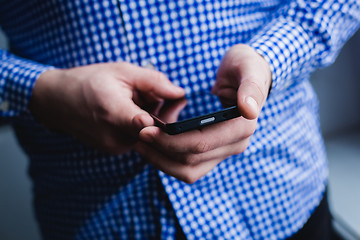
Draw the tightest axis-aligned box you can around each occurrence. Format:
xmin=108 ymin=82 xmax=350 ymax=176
xmin=170 ymin=84 xmax=183 ymax=93
xmin=245 ymin=96 xmax=258 ymax=115
xmin=140 ymin=132 xmax=154 ymax=143
xmin=176 ymin=88 xmax=185 ymax=95
xmin=134 ymin=114 xmax=154 ymax=130
xmin=134 ymin=117 xmax=146 ymax=130
xmin=134 ymin=117 xmax=142 ymax=129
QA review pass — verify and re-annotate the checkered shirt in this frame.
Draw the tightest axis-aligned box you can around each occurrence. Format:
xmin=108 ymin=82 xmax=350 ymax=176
xmin=0 ymin=0 xmax=359 ymax=239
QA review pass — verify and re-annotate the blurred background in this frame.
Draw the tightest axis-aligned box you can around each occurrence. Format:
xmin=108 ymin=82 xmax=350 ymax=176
xmin=0 ymin=28 xmax=359 ymax=239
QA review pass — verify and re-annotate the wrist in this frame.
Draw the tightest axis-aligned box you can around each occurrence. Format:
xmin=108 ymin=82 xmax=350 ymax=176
xmin=28 ymin=68 xmax=64 ymax=117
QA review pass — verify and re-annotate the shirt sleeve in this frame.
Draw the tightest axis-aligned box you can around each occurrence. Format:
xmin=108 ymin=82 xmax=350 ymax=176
xmin=248 ymin=0 xmax=360 ymax=94
xmin=0 ymin=49 xmax=54 ymax=119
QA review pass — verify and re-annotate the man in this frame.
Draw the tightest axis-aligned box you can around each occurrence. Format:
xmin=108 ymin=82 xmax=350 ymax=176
xmin=0 ymin=0 xmax=359 ymax=239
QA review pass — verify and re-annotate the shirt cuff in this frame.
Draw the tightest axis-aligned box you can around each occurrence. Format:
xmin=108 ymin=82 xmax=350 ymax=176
xmin=0 ymin=51 xmax=54 ymax=117
xmin=249 ymin=17 xmax=318 ymax=93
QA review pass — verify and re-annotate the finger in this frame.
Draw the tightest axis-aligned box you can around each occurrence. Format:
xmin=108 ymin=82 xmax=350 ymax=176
xmin=120 ymin=63 xmax=185 ymax=100
xmin=158 ymin=98 xmax=187 ymax=123
xmin=211 ymin=87 xmax=237 ymax=108
xmin=138 ymin=117 xmax=256 ymax=154
xmin=115 ymin=98 xmax=155 ymax=130
xmin=159 ymin=138 xmax=250 ymax=166
xmin=134 ymin=142 xmax=223 ymax=184
xmin=212 ymin=44 xmax=271 ymax=120
xmin=237 ymin=80 xmax=266 ymax=120
xmin=132 ymin=112 xmax=155 ymax=130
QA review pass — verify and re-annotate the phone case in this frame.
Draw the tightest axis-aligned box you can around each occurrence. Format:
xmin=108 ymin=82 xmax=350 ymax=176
xmin=151 ymin=106 xmax=240 ymax=135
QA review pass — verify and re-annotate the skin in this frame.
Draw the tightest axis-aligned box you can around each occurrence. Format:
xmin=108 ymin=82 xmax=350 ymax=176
xmin=29 ymin=44 xmax=271 ymax=184
xmin=29 ymin=62 xmax=185 ymax=154
xmin=134 ymin=44 xmax=272 ymax=183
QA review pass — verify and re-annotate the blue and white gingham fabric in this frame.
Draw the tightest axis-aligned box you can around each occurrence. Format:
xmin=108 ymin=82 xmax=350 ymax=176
xmin=1 ymin=0 xmax=359 ymax=239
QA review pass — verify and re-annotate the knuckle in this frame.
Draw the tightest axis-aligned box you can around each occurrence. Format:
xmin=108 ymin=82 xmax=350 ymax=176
xmin=181 ymin=155 xmax=200 ymax=166
xmin=142 ymin=70 xmax=166 ymax=92
xmin=245 ymin=80 xmax=266 ymax=102
xmin=192 ymin=139 xmax=211 ymax=154
xmin=237 ymin=138 xmax=251 ymax=154
xmin=244 ymin=124 xmax=256 ymax=137
xmin=154 ymin=71 xmax=167 ymax=83
xmin=181 ymin=172 xmax=201 ymax=184
xmin=118 ymin=61 xmax=132 ymax=69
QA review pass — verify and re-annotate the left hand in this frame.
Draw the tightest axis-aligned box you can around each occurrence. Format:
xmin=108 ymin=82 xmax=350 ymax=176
xmin=134 ymin=44 xmax=272 ymax=183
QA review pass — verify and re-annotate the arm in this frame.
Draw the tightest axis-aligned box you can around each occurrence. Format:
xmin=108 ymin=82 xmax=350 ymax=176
xmin=0 ymin=49 xmax=185 ymax=154
xmin=0 ymin=49 xmax=52 ymax=119
xmin=135 ymin=45 xmax=271 ymax=183
xmin=29 ymin=63 xmax=184 ymax=154
xmin=249 ymin=0 xmax=360 ymax=94
xmin=135 ymin=0 xmax=360 ymax=183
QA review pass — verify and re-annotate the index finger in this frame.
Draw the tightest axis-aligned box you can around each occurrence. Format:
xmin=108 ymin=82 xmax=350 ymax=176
xmin=138 ymin=116 xmax=257 ymax=154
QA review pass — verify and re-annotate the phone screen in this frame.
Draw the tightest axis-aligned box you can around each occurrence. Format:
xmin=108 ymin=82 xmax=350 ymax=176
xmin=145 ymin=91 xmax=241 ymax=134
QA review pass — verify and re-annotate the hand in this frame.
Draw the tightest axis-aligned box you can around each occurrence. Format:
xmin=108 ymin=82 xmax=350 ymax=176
xmin=29 ymin=62 xmax=185 ymax=154
xmin=134 ymin=44 xmax=271 ymax=183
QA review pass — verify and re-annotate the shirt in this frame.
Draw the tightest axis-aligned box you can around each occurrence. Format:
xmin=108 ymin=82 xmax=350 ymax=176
xmin=0 ymin=0 xmax=359 ymax=239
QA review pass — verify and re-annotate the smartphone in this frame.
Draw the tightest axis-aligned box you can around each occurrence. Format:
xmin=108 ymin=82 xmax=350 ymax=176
xmin=145 ymin=91 xmax=241 ymax=135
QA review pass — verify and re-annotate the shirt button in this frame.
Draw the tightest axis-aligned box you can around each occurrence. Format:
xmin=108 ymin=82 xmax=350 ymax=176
xmin=0 ymin=101 xmax=9 ymax=112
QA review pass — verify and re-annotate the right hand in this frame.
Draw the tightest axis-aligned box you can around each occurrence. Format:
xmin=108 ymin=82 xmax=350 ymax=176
xmin=29 ymin=62 xmax=185 ymax=154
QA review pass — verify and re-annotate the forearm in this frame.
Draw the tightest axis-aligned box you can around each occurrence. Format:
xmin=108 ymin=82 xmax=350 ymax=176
xmin=0 ymin=49 xmax=53 ymax=118
xmin=248 ymin=0 xmax=360 ymax=94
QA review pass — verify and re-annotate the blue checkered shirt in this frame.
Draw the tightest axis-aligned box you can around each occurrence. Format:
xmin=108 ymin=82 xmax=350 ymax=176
xmin=1 ymin=0 xmax=359 ymax=239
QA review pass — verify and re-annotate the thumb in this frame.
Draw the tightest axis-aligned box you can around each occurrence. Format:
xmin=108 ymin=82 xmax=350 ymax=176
xmin=131 ymin=66 xmax=185 ymax=100
xmin=237 ymin=80 xmax=266 ymax=120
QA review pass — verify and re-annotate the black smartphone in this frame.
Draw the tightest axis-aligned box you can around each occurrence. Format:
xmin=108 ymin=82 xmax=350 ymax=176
xmin=145 ymin=91 xmax=241 ymax=135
